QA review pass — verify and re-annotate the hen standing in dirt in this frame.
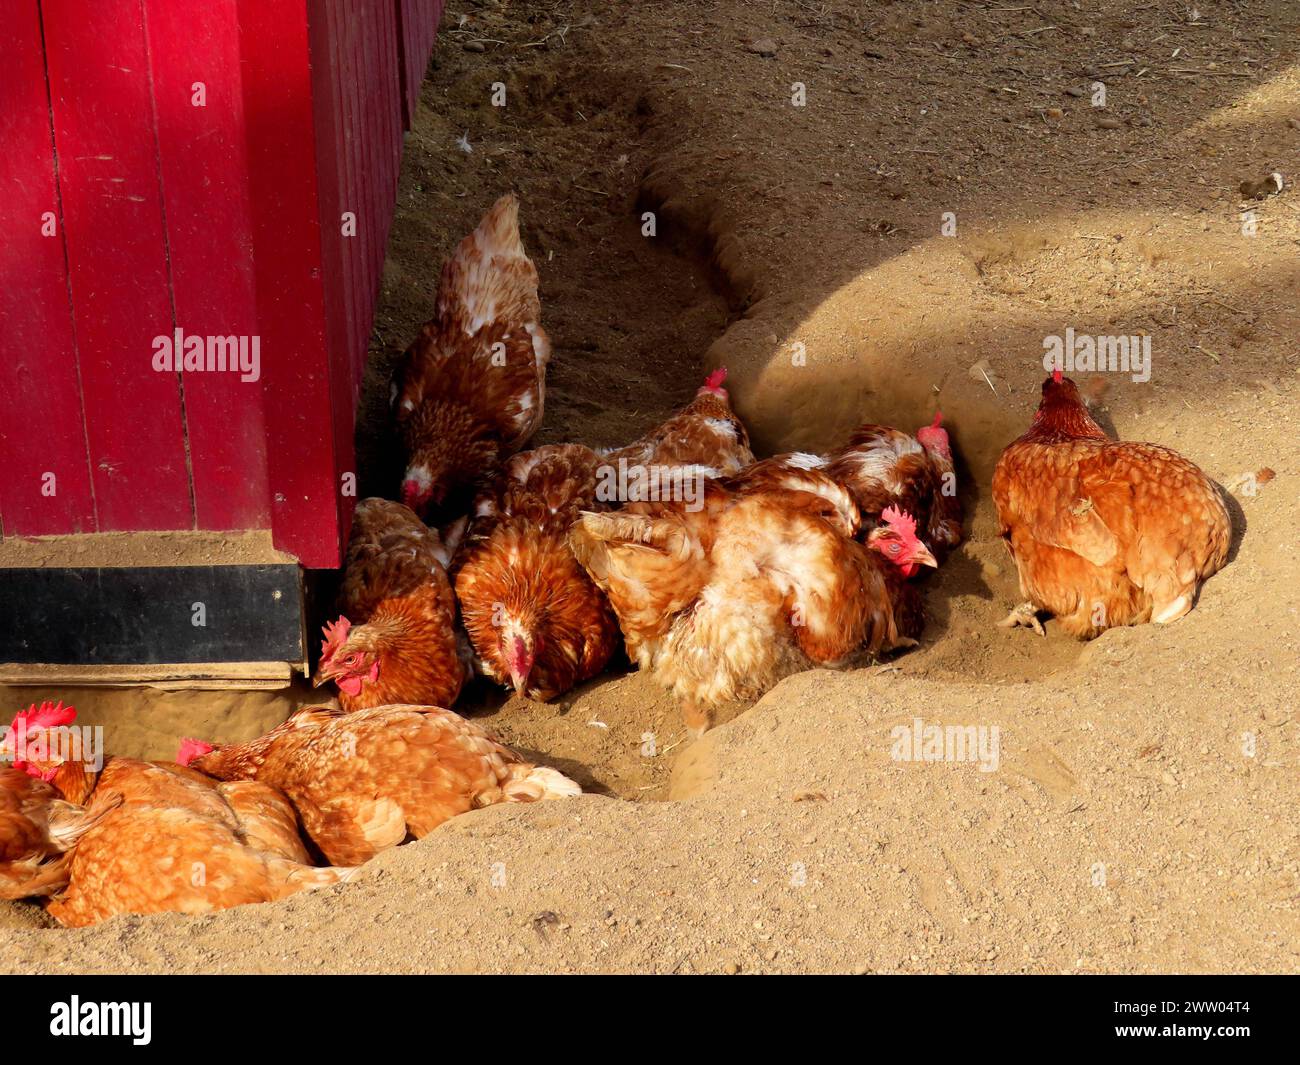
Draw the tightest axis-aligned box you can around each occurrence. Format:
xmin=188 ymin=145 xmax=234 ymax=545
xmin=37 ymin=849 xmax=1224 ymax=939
xmin=992 ymin=371 xmax=1231 ymax=637
xmin=393 ymin=193 xmax=550 ymax=519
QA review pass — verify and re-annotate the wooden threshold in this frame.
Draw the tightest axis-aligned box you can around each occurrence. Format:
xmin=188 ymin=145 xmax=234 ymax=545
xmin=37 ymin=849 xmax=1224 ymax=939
xmin=0 ymin=661 xmax=296 ymax=690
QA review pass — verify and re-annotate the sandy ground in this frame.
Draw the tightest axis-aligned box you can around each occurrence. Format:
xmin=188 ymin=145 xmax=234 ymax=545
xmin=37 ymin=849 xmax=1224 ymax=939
xmin=3 ymin=0 xmax=1298 ymax=972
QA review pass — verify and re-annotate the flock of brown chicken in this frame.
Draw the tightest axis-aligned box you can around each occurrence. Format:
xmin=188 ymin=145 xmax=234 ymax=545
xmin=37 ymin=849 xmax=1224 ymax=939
xmin=1 ymin=195 xmax=1231 ymax=927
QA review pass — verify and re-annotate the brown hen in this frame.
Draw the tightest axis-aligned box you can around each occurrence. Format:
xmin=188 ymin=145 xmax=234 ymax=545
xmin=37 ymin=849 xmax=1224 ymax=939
xmin=0 ymin=766 xmax=118 ymax=900
xmin=393 ymin=194 xmax=549 ymax=518
xmin=992 ymin=372 xmax=1231 ymax=637
xmin=453 ymin=369 xmax=754 ymax=702
xmin=315 ymin=497 xmax=465 ymax=712
xmin=181 ymin=704 xmax=582 ymax=866
xmin=454 ymin=444 xmax=619 ymax=700
xmin=756 ymin=412 xmax=962 ymax=558
xmin=1 ymin=702 xmax=352 ymax=928
xmin=571 ymin=463 xmax=935 ymax=734
xmin=603 ymin=367 xmax=754 ymax=476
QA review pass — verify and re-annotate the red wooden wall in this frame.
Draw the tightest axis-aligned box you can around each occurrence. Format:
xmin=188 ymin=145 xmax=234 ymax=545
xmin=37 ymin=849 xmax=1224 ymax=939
xmin=0 ymin=0 xmax=442 ymax=568
xmin=399 ymin=0 xmax=444 ymax=127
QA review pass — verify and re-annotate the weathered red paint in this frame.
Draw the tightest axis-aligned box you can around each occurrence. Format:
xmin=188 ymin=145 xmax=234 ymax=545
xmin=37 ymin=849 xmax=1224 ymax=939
xmin=0 ymin=0 xmax=96 ymax=535
xmin=0 ymin=0 xmax=442 ymax=568
xmin=143 ymin=0 xmax=269 ymax=532
xmin=42 ymin=0 xmax=193 ymax=531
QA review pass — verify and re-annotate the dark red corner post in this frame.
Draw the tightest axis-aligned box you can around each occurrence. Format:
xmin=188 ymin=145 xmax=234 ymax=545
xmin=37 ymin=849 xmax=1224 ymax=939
xmin=236 ymin=0 xmax=354 ymax=570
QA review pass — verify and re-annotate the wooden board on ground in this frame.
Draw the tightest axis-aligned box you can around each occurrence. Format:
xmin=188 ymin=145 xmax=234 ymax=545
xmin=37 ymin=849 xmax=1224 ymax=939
xmin=0 ymin=661 xmax=294 ymax=690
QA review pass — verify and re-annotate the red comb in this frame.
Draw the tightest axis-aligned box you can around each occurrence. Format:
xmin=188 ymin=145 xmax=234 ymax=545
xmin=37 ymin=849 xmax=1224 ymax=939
xmin=1052 ymin=368 xmax=1063 ymax=383
xmin=881 ymin=505 xmax=918 ymax=538
xmin=320 ymin=616 xmax=351 ymax=660
xmin=10 ymin=700 xmax=77 ymax=733
xmin=703 ymin=368 xmax=728 ymax=390
xmin=176 ymin=738 xmax=215 ymax=767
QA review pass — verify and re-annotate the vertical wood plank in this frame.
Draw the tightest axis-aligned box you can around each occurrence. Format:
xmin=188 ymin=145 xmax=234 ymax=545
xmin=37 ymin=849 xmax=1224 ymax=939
xmin=40 ymin=0 xmax=193 ymax=531
xmin=398 ymin=0 xmax=441 ymax=129
xmin=333 ymin=0 xmax=364 ymax=396
xmin=143 ymin=0 xmax=270 ymax=531
xmin=309 ymin=0 xmax=358 ymax=507
xmin=239 ymin=0 xmax=345 ymax=568
xmin=395 ymin=0 xmax=414 ymax=130
xmin=380 ymin=3 xmax=402 ymax=232
xmin=0 ymin=0 xmax=96 ymax=535
xmin=352 ymin=2 xmax=375 ymax=380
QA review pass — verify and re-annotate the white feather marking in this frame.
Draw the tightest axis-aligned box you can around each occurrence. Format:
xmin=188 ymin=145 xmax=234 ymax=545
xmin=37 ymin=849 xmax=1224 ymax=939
xmin=514 ymin=391 xmax=535 ymax=429
xmin=844 ymin=446 xmax=903 ymax=486
xmin=525 ymin=322 xmax=548 ymax=371
xmin=704 ymin=418 xmax=737 ymax=440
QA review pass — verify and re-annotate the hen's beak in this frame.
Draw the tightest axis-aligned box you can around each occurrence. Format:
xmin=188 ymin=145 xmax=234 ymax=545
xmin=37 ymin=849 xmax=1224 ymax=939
xmin=312 ymin=664 xmax=338 ymax=688
xmin=913 ymin=545 xmax=939 ymax=569
xmin=509 ymin=668 xmax=529 ymax=696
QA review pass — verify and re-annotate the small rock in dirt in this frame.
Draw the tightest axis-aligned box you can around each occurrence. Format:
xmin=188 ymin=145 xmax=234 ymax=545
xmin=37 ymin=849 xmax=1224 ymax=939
xmin=1065 ymin=86 xmax=1086 ymax=98
xmin=747 ymin=38 xmax=778 ymax=58
xmin=1095 ymin=117 xmax=1122 ymax=130
xmin=726 ymin=961 xmax=741 ymax=974
xmin=1045 ymin=107 xmax=1064 ymax=120
xmin=463 ymin=40 xmax=487 ymax=53
xmin=1289 ymin=118 xmax=1300 ymax=131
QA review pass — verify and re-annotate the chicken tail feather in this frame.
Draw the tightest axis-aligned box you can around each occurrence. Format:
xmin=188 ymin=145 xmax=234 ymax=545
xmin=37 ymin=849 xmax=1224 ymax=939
xmin=268 ymin=860 xmax=361 ymax=900
xmin=503 ymin=766 xmax=582 ymax=803
xmin=0 ymin=854 xmax=72 ymax=900
xmin=472 ymin=192 xmax=525 ymax=259
xmin=572 ymin=511 xmax=691 ymax=555
xmin=45 ymin=791 xmax=123 ymax=853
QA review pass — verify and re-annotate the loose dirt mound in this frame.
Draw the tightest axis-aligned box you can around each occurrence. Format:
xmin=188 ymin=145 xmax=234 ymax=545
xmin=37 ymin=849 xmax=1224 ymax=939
xmin=3 ymin=1 xmax=1297 ymax=970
